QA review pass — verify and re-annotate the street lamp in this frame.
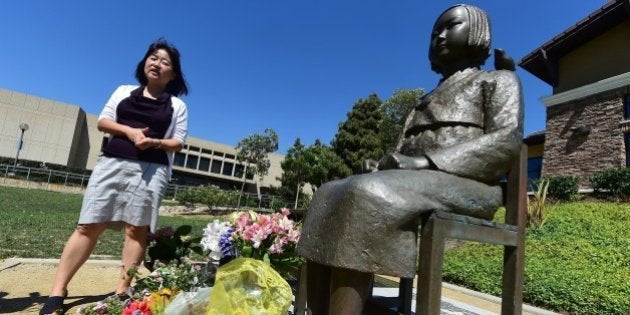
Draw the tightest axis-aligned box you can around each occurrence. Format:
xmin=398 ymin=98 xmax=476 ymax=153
xmin=13 ymin=122 xmax=29 ymax=170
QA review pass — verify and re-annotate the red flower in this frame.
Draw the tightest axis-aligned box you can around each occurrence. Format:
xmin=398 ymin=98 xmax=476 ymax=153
xmin=123 ymin=300 xmax=152 ymax=315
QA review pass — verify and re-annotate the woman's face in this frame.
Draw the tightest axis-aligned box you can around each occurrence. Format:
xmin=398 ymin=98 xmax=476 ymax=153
xmin=429 ymin=6 xmax=470 ymax=68
xmin=144 ymin=48 xmax=175 ymax=88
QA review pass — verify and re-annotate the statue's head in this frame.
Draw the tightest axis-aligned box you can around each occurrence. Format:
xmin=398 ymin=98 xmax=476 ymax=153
xmin=429 ymin=4 xmax=491 ymax=75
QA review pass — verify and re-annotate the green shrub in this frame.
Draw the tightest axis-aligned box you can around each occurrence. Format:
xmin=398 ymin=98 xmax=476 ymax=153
xmin=175 ymin=185 xmax=238 ymax=208
xmin=443 ymin=202 xmax=630 ymax=314
xmin=545 ymin=175 xmax=580 ymax=201
xmin=174 ymin=185 xmax=298 ymax=211
xmin=590 ymin=167 xmax=630 ymax=201
xmin=269 ymin=197 xmax=290 ymax=211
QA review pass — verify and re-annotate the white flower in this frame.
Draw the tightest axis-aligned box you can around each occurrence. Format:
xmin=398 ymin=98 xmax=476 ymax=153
xmin=200 ymin=220 xmax=232 ymax=260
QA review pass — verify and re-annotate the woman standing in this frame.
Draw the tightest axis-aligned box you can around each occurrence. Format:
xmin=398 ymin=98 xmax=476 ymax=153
xmin=40 ymin=38 xmax=189 ymax=315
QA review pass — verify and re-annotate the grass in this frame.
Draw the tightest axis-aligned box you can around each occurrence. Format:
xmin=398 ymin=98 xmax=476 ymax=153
xmin=443 ymin=202 xmax=630 ymax=314
xmin=0 ymin=186 xmax=215 ymax=259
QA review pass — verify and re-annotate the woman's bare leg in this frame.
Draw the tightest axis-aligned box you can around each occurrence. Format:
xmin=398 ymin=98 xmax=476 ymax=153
xmin=115 ymin=223 xmax=149 ymax=294
xmin=329 ymin=268 xmax=373 ymax=315
xmin=49 ymin=223 xmax=108 ymax=297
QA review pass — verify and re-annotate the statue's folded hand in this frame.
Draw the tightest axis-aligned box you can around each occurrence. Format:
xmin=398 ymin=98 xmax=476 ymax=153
xmin=362 ymin=159 xmax=379 ymax=173
xmin=378 ymin=153 xmax=430 ymax=170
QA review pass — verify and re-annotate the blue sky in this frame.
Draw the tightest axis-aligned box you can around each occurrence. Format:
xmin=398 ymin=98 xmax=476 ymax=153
xmin=1 ymin=1 xmax=608 ymax=153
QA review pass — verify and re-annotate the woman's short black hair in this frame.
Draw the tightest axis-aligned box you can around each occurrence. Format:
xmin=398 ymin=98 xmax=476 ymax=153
xmin=135 ymin=38 xmax=189 ymax=96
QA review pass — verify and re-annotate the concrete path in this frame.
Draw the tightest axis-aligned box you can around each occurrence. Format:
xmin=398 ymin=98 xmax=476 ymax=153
xmin=0 ymin=258 xmax=558 ymax=315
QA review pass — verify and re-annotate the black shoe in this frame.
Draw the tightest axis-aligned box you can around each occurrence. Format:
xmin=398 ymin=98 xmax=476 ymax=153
xmin=39 ymin=296 xmax=65 ymax=315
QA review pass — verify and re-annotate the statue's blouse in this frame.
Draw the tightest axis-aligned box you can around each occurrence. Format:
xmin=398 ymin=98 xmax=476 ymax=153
xmin=398 ymin=67 xmax=522 ymax=183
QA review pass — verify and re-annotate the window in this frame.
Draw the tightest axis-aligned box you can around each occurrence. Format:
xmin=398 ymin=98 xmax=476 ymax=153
xmin=234 ymin=164 xmax=244 ymax=178
xmin=188 ymin=145 xmax=200 ymax=152
xmin=211 ymin=160 xmax=222 ymax=174
xmin=201 ymin=148 xmax=213 ymax=155
xmin=213 ymin=151 xmax=224 ymax=157
xmin=624 ymin=94 xmax=630 ymax=119
xmin=527 ymin=157 xmax=542 ymax=183
xmin=186 ymin=155 xmax=198 ymax=169
xmin=245 ymin=168 xmax=254 ymax=180
xmin=222 ymin=162 xmax=234 ymax=176
xmin=199 ymin=157 xmax=210 ymax=172
xmin=627 ymin=130 xmax=630 ymax=167
xmin=174 ymin=152 xmax=186 ymax=167
xmin=225 ymin=154 xmax=236 ymax=160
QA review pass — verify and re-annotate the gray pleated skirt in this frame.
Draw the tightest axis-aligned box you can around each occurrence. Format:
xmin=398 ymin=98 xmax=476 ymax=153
xmin=78 ymin=156 xmax=169 ymax=233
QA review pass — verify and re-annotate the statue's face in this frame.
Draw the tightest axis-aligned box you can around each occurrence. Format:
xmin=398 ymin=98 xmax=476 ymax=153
xmin=429 ymin=6 xmax=470 ymax=69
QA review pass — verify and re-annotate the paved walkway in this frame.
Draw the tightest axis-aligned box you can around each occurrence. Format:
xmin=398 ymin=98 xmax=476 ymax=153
xmin=371 ymin=284 xmax=557 ymax=315
xmin=0 ymin=258 xmax=558 ymax=315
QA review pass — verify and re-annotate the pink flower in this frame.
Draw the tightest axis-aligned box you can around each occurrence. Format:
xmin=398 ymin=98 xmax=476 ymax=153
xmin=257 ymin=214 xmax=273 ymax=227
xmin=280 ymin=208 xmax=291 ymax=216
xmin=269 ymin=237 xmax=286 ymax=254
xmin=277 ymin=215 xmax=294 ymax=233
xmin=286 ymin=228 xmax=301 ymax=243
xmin=236 ymin=213 xmax=251 ymax=230
xmin=243 ymin=223 xmax=273 ymax=248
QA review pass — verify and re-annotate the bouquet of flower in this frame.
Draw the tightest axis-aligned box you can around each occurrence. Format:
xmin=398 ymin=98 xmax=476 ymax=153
xmin=201 ymin=208 xmax=303 ymax=277
xmin=145 ymin=225 xmax=203 ymax=270
xmin=77 ymin=259 xmax=215 ymax=315
xmin=131 ymin=259 xmax=215 ymax=295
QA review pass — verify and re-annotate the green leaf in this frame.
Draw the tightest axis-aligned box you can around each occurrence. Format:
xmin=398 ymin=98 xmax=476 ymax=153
xmin=241 ymin=246 xmax=252 ymax=257
xmin=174 ymin=224 xmax=192 ymax=236
xmin=263 ymin=253 xmax=271 ymax=265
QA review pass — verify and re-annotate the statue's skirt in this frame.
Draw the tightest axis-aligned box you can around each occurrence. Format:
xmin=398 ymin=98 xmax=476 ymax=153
xmin=296 ymin=169 xmax=502 ymax=278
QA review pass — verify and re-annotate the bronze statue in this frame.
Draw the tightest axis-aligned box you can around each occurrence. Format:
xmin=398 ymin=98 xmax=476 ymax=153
xmin=296 ymin=4 xmax=523 ymax=314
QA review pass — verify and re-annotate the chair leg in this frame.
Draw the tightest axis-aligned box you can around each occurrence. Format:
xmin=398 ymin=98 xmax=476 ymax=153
xmin=501 ymin=243 xmax=525 ymax=314
xmin=305 ymin=260 xmax=331 ymax=315
xmin=294 ymin=263 xmax=308 ymax=315
xmin=398 ymin=278 xmax=413 ymax=315
xmin=417 ymin=215 xmax=446 ymax=315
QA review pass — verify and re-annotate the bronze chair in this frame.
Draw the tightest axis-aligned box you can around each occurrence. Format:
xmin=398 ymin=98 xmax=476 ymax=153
xmin=367 ymin=144 xmax=528 ymax=315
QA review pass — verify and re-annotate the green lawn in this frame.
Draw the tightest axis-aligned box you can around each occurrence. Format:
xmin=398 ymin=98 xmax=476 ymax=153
xmin=0 ymin=186 xmax=214 ymax=259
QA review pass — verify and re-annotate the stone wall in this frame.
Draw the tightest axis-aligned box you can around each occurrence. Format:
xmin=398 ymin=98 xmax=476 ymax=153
xmin=542 ymin=87 xmax=629 ymax=188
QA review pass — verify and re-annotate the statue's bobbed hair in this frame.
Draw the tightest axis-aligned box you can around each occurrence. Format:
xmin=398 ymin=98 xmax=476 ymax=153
xmin=430 ymin=4 xmax=492 ymax=73
xmin=460 ymin=4 xmax=491 ymax=63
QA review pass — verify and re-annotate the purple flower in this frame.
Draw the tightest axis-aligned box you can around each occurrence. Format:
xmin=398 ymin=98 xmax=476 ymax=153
xmin=219 ymin=227 xmax=236 ymax=259
xmin=160 ymin=226 xmax=174 ymax=238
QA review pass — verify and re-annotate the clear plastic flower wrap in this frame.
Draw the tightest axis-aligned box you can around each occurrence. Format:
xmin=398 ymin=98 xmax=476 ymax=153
xmin=164 ymin=287 xmax=213 ymax=315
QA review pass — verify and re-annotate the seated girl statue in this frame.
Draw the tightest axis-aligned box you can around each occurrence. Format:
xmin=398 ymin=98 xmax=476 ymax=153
xmin=296 ymin=4 xmax=523 ymax=314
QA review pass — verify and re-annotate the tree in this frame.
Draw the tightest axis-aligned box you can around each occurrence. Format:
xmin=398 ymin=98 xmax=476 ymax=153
xmin=279 ymin=139 xmax=351 ymax=208
xmin=332 ymin=93 xmax=385 ymax=174
xmin=279 ymin=138 xmax=308 ymax=208
xmin=380 ymin=88 xmax=425 ymax=152
xmin=302 ymin=140 xmax=351 ymax=189
xmin=235 ymin=128 xmax=279 ymax=208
